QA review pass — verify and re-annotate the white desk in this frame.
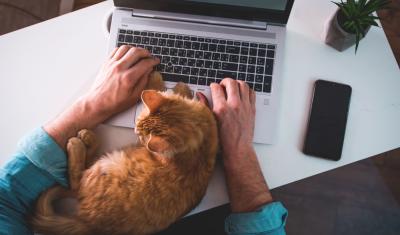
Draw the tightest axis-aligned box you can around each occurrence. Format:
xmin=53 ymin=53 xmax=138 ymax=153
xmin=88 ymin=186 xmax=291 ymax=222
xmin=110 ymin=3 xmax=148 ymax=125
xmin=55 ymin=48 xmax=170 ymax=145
xmin=1 ymin=0 xmax=399 ymax=216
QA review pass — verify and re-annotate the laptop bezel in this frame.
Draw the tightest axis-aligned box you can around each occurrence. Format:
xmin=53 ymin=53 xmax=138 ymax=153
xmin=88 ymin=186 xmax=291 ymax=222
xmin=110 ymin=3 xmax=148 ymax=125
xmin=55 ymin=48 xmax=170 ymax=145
xmin=113 ymin=0 xmax=295 ymax=25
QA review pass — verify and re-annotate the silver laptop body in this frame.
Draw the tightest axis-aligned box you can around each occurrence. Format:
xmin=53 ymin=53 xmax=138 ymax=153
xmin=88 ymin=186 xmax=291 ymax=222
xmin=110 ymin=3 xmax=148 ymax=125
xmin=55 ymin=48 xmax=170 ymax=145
xmin=106 ymin=0 xmax=295 ymax=144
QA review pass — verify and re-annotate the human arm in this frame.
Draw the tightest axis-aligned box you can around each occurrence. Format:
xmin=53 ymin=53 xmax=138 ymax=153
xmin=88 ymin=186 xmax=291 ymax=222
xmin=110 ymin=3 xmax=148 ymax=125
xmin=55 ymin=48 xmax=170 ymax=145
xmin=210 ymin=79 xmax=287 ymax=235
xmin=0 ymin=46 xmax=159 ymax=234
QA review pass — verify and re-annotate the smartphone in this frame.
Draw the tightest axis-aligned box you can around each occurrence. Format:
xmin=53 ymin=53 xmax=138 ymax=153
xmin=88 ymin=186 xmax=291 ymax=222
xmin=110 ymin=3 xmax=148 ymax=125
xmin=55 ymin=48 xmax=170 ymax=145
xmin=303 ymin=80 xmax=352 ymax=161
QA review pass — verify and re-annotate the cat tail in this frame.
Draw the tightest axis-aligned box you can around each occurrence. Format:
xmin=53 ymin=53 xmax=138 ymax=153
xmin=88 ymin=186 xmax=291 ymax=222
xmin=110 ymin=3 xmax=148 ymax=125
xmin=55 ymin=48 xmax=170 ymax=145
xmin=31 ymin=186 xmax=91 ymax=235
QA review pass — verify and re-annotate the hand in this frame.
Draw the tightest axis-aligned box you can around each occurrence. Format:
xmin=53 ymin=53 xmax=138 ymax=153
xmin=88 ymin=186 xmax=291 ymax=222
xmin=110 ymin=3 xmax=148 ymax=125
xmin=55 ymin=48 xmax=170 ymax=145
xmin=210 ymin=78 xmax=256 ymax=161
xmin=210 ymin=78 xmax=273 ymax=213
xmin=85 ymin=46 xmax=160 ymax=122
xmin=44 ymin=46 xmax=159 ymax=150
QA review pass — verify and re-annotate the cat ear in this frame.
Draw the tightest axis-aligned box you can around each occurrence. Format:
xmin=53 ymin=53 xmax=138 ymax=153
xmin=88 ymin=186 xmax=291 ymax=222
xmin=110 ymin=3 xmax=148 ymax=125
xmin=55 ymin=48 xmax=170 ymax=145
xmin=147 ymin=135 xmax=170 ymax=154
xmin=141 ymin=90 xmax=165 ymax=113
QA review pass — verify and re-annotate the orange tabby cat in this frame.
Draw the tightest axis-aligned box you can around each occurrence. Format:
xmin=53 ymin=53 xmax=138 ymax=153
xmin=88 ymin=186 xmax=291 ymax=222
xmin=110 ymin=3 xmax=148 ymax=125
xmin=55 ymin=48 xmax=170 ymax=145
xmin=32 ymin=72 xmax=219 ymax=235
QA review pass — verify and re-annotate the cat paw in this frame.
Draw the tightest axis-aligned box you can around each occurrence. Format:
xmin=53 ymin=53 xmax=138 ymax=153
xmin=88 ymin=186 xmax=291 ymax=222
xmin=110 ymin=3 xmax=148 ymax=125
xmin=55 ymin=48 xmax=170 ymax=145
xmin=173 ymin=82 xmax=193 ymax=99
xmin=67 ymin=137 xmax=86 ymax=154
xmin=146 ymin=71 xmax=165 ymax=91
xmin=77 ymin=129 xmax=98 ymax=149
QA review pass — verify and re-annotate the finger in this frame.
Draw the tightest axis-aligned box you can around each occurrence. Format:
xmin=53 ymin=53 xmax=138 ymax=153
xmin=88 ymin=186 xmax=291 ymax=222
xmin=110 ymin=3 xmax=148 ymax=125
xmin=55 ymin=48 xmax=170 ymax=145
xmin=196 ymin=92 xmax=210 ymax=108
xmin=210 ymin=83 xmax=227 ymax=108
xmin=220 ymin=78 xmax=240 ymax=104
xmin=119 ymin=47 xmax=152 ymax=69
xmin=131 ymin=67 xmax=154 ymax=96
xmin=109 ymin=47 xmax=119 ymax=59
xmin=249 ymin=89 xmax=256 ymax=111
xmin=238 ymin=81 xmax=250 ymax=104
xmin=112 ymin=45 xmax=132 ymax=61
xmin=125 ymin=57 xmax=159 ymax=85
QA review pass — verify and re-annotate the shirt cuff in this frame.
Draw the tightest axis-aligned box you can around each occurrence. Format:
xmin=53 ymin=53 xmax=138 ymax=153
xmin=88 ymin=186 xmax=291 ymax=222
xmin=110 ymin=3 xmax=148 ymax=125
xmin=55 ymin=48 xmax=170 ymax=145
xmin=225 ymin=202 xmax=288 ymax=234
xmin=17 ymin=127 xmax=68 ymax=187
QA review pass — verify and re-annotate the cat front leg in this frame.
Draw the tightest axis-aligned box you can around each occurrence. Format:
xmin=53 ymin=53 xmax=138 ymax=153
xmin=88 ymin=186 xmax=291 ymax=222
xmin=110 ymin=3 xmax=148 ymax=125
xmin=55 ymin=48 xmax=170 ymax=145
xmin=146 ymin=71 xmax=165 ymax=91
xmin=66 ymin=137 xmax=87 ymax=191
xmin=173 ymin=82 xmax=193 ymax=99
xmin=77 ymin=129 xmax=99 ymax=168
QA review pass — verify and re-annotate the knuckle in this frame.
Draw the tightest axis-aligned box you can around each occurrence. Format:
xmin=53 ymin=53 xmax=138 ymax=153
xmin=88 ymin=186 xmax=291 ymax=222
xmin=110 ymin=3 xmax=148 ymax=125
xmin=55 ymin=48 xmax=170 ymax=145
xmin=214 ymin=105 xmax=228 ymax=116
xmin=120 ymin=45 xmax=131 ymax=50
xmin=112 ymin=62 xmax=124 ymax=72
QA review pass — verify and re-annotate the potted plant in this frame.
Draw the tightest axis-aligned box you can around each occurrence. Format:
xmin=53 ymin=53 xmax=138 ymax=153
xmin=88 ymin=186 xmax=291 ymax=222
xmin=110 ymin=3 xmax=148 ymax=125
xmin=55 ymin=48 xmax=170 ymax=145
xmin=324 ymin=0 xmax=390 ymax=53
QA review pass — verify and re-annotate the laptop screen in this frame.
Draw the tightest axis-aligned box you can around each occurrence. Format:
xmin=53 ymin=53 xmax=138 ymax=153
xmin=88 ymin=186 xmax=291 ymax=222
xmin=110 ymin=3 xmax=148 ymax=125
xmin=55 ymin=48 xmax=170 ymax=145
xmin=114 ymin=0 xmax=294 ymax=25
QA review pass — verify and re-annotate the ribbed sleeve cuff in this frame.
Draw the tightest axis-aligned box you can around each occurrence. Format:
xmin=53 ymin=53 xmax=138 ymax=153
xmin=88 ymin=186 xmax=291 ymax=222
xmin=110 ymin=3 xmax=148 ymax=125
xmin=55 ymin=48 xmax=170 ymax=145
xmin=17 ymin=127 xmax=68 ymax=187
xmin=225 ymin=202 xmax=288 ymax=234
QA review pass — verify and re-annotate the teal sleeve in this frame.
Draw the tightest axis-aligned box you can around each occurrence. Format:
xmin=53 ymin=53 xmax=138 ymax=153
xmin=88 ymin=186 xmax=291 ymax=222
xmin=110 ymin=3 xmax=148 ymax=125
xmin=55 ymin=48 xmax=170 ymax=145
xmin=225 ymin=202 xmax=288 ymax=235
xmin=0 ymin=127 xmax=68 ymax=235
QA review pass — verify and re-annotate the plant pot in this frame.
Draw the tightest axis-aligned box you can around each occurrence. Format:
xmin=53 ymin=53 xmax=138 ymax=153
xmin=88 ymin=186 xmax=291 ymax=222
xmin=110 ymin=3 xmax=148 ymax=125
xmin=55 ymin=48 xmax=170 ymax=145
xmin=324 ymin=9 xmax=371 ymax=52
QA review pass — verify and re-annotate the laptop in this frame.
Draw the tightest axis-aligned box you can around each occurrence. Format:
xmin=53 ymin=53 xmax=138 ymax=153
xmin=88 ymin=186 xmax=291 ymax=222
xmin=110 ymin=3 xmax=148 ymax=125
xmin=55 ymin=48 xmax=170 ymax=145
xmin=106 ymin=0 xmax=295 ymax=144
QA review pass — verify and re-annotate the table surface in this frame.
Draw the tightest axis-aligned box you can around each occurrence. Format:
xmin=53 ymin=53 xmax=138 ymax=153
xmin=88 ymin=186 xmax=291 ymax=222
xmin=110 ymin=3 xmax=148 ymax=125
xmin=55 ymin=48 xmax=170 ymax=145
xmin=0 ymin=0 xmax=399 ymax=216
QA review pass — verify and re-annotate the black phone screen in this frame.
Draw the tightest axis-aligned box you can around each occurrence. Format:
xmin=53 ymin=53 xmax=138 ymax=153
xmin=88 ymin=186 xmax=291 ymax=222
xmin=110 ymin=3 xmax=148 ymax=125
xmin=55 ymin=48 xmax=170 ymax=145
xmin=303 ymin=80 xmax=352 ymax=161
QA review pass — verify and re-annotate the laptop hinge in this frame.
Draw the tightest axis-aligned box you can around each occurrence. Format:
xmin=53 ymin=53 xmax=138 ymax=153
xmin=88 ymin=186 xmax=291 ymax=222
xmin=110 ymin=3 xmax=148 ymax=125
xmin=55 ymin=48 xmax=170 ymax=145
xmin=131 ymin=9 xmax=267 ymax=31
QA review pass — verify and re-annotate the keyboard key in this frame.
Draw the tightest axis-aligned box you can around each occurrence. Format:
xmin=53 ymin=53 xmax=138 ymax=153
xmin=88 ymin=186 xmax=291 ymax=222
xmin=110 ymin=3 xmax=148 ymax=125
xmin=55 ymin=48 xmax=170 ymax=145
xmin=250 ymin=43 xmax=258 ymax=48
xmin=213 ymin=61 xmax=221 ymax=69
xmin=158 ymin=39 xmax=166 ymax=46
xmin=145 ymin=46 xmax=153 ymax=52
xmin=119 ymin=29 xmax=126 ymax=34
xmin=187 ymin=50 xmax=195 ymax=58
xmin=241 ymin=42 xmax=249 ymax=47
xmin=217 ymin=70 xmax=237 ymax=79
xmin=191 ymin=68 xmax=199 ymax=75
xmin=240 ymin=47 xmax=249 ymax=55
xmin=227 ymin=40 xmax=233 ymax=45
xmin=190 ymin=76 xmax=198 ymax=84
xmin=249 ymin=48 xmax=257 ymax=56
xmin=263 ymin=83 xmax=271 ymax=93
xmin=238 ymin=73 xmax=246 ymax=81
xmin=171 ymin=57 xmax=179 ymax=65
xmin=240 ymin=56 xmax=248 ymax=63
xmin=161 ymin=47 xmax=170 ymax=55
xmin=204 ymin=60 xmax=213 ymax=69
xmin=169 ymin=34 xmax=176 ymax=39
xmin=209 ymin=44 xmax=217 ymax=52
xmin=148 ymin=32 xmax=154 ymax=37
xmin=221 ymin=54 xmax=229 ymax=61
xmin=217 ymin=45 xmax=226 ymax=52
xmin=204 ymin=52 xmax=212 ymax=60
xmin=173 ymin=66 xmax=182 ymax=74
xmin=257 ymin=58 xmax=265 ymax=66
xmin=118 ymin=34 xmax=125 ymax=42
xmin=208 ymin=69 xmax=216 ymax=77
xmin=255 ymin=75 xmax=263 ymax=83
xmin=162 ymin=33 xmax=169 ymax=38
xmin=267 ymin=50 xmax=275 ymax=58
xmin=198 ymin=77 xmax=207 ymax=85
xmin=196 ymin=59 xmax=205 ymax=67
xmin=212 ymin=53 xmax=221 ymax=60
xmin=192 ymin=42 xmax=200 ymax=50
xmin=229 ymin=55 xmax=239 ymax=63
xmin=133 ymin=36 xmax=141 ymax=43
xmin=179 ymin=58 xmax=188 ymax=66
xmin=125 ymin=35 xmax=133 ymax=43
xmin=222 ymin=62 xmax=238 ymax=71
xmin=188 ymin=58 xmax=196 ymax=66
xmin=254 ymin=83 xmax=263 ymax=92
xmin=219 ymin=39 xmax=227 ymax=44
xmin=161 ymin=56 xmax=170 ymax=64
xmin=176 ymin=35 xmax=183 ymax=40
xmin=184 ymin=41 xmax=192 ymax=49
xmin=246 ymin=74 xmax=255 ymax=82
xmin=182 ymin=66 xmax=190 ymax=75
xmin=167 ymin=39 xmax=175 ymax=47
xmin=207 ymin=78 xmax=216 ymax=85
xmin=258 ymin=49 xmax=266 ymax=57
xmin=248 ymin=57 xmax=256 ymax=64
xmin=184 ymin=36 xmax=190 ymax=40
xmin=259 ymin=44 xmax=267 ymax=49
xmin=200 ymin=43 xmax=209 ymax=51
xmin=267 ymin=45 xmax=276 ymax=49
xmin=170 ymin=48 xmax=178 ymax=56
xmin=226 ymin=46 xmax=240 ymax=54
xmin=117 ymin=42 xmax=124 ymax=47
xmin=176 ymin=40 xmax=183 ymax=48
xmin=239 ymin=64 xmax=247 ymax=72
xmin=256 ymin=66 xmax=264 ymax=74
xmin=195 ymin=51 xmax=204 ymax=59
xmin=199 ymin=69 xmax=208 ymax=77
xmin=165 ymin=64 xmax=173 ymax=73
xmin=211 ymin=39 xmax=218 ymax=43
xmin=265 ymin=59 xmax=274 ymax=75
xmin=178 ymin=49 xmax=186 ymax=57
xmin=150 ymin=38 xmax=158 ymax=45
xmin=234 ymin=41 xmax=241 ymax=46
xmin=247 ymin=82 xmax=254 ymax=89
xmin=247 ymin=65 xmax=255 ymax=73
xmin=155 ymin=32 xmax=161 ymax=37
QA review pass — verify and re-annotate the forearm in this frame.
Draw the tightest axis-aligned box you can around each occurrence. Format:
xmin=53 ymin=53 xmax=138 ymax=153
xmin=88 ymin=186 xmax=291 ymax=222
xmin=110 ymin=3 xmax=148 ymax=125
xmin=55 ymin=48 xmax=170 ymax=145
xmin=223 ymin=146 xmax=273 ymax=213
xmin=44 ymin=96 xmax=107 ymax=150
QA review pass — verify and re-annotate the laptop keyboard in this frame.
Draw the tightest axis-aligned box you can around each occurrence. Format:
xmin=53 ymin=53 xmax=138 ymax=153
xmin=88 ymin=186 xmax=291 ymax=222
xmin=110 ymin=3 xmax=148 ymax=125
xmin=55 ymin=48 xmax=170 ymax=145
xmin=117 ymin=29 xmax=275 ymax=93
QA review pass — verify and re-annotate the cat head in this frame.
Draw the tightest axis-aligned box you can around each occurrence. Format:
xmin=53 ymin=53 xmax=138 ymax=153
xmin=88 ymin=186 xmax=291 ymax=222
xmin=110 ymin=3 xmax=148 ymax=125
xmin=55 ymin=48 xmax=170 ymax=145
xmin=135 ymin=90 xmax=213 ymax=157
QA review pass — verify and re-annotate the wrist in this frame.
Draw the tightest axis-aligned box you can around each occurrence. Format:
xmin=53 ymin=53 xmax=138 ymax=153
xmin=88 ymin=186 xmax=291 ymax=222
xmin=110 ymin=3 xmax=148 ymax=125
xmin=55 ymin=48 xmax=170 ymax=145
xmin=222 ymin=144 xmax=255 ymax=167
